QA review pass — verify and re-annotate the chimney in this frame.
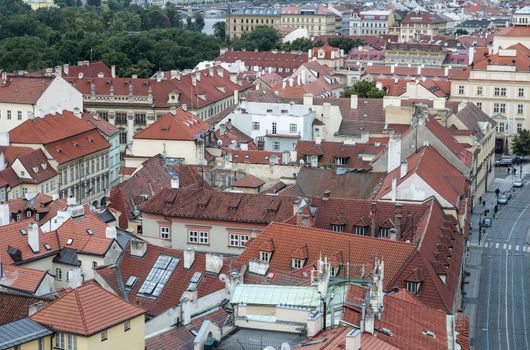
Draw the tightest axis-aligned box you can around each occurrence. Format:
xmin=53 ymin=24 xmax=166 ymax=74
xmin=205 ymin=253 xmax=223 ymax=274
xmin=184 ymin=248 xmax=195 ymax=269
xmin=303 ymin=93 xmax=313 ymax=106
xmin=217 ymin=67 xmax=224 ymax=77
xmin=0 ymin=132 xmax=9 ymax=146
xmin=68 ymin=268 xmax=82 ymax=288
xmin=55 ymin=66 xmax=62 ymax=77
xmin=387 ymin=135 xmax=401 ymax=172
xmin=63 ymin=64 xmax=69 ymax=76
xmin=391 ymin=176 xmax=397 ymax=202
xmin=156 ymin=73 xmax=162 ymax=83
xmin=1 ymin=71 xmax=7 ymax=85
xmin=0 ymin=203 xmax=9 ymax=226
xmin=345 ymin=329 xmax=361 ymax=350
xmin=171 ymin=175 xmax=179 ymax=189
xmin=28 ymin=223 xmax=39 ymax=253
xmin=297 ymin=211 xmax=311 ymax=227
xmin=444 ymin=66 xmax=449 ymax=76
xmin=417 ymin=66 xmax=421 ymax=75
xmin=169 ymin=106 xmax=177 ymax=116
xmin=390 ymin=65 xmax=395 ymax=74
xmin=105 ymin=226 xmax=117 ymax=240
xmin=350 ymin=95 xmax=358 ymax=109
xmin=394 ymin=203 xmax=402 ymax=240
xmin=181 ymin=104 xmax=187 ymax=112
xmin=130 ymin=239 xmax=147 ymax=257
xmin=308 ymin=48 xmax=312 ymax=59
xmin=111 ymin=65 xmax=116 ymax=78
xmin=209 ymin=67 xmax=214 ymax=77
xmin=323 ymin=190 xmax=331 ymax=200
xmin=28 ymin=302 xmax=47 ymax=316
xmin=400 ymin=161 xmax=408 ymax=178
xmin=233 ymin=89 xmax=239 ymax=104
xmin=195 ymin=71 xmax=201 ymax=81
xmin=370 ymin=202 xmax=377 ymax=237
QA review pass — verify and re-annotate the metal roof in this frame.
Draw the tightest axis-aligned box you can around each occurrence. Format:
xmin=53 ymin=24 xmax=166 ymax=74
xmin=233 ymin=7 xmax=280 ymax=16
xmin=230 ymin=284 xmax=320 ymax=307
xmin=0 ymin=318 xmax=52 ymax=350
xmin=52 ymin=247 xmax=81 ymax=266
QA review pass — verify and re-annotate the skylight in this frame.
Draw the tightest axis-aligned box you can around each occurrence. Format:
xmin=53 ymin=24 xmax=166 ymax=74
xmin=125 ymin=275 xmax=139 ymax=290
xmin=187 ymin=272 xmax=203 ymax=292
xmin=86 ymin=229 xmax=93 ymax=235
xmin=44 ymin=243 xmax=51 ymax=250
xmin=137 ymin=255 xmax=179 ymax=298
xmin=66 ymin=238 xmax=73 ymax=245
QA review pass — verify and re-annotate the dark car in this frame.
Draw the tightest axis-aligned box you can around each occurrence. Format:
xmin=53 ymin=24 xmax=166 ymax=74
xmin=482 ymin=217 xmax=492 ymax=227
xmin=495 ymin=158 xmax=513 ymax=167
xmin=498 ymin=193 xmax=508 ymax=204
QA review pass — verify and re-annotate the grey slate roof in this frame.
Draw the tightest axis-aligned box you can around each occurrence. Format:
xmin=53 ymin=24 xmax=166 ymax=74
xmin=0 ymin=318 xmax=52 ymax=350
xmin=116 ymin=228 xmax=136 ymax=250
xmin=96 ymin=208 xmax=116 ymax=223
xmin=52 ymin=247 xmax=81 ymax=266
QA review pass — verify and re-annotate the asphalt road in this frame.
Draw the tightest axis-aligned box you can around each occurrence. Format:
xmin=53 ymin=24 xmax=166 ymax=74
xmin=475 ymin=176 xmax=530 ymax=350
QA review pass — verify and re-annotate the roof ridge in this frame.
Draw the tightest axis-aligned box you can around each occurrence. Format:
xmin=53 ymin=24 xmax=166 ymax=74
xmin=74 ymin=288 xmax=90 ymax=334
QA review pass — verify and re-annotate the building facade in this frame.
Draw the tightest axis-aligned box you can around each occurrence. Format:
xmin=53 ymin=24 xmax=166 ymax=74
xmin=349 ymin=10 xmax=395 ymax=35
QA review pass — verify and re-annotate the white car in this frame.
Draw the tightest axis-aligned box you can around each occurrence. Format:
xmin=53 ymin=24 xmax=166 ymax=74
xmin=513 ymin=180 xmax=524 ymax=188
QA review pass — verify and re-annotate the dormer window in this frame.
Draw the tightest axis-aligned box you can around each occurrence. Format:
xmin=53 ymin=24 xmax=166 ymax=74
xmin=330 ymin=265 xmax=340 ymax=277
xmin=26 ymin=210 xmax=32 ymax=218
xmin=331 ymin=224 xmax=345 ymax=232
xmin=259 ymin=251 xmax=271 ymax=262
xmin=379 ymin=227 xmax=390 ymax=238
xmin=334 ymin=157 xmax=348 ymax=165
xmin=406 ymin=281 xmax=422 ymax=295
xmin=291 ymin=258 xmax=305 ymax=269
xmin=354 ymin=226 xmax=368 ymax=236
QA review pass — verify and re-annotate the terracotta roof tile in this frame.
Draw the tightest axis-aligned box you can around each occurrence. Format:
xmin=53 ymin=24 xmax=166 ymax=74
xmin=227 ymin=149 xmax=284 ymax=164
xmin=44 ymin=129 xmax=110 ymax=165
xmin=296 ymin=141 xmax=385 ymax=170
xmin=134 ymin=109 xmax=211 ymax=141
xmin=233 ymin=174 xmax=265 ymax=188
xmin=0 ymin=265 xmax=48 ymax=294
xmin=215 ymin=51 xmax=307 ymax=77
xmin=456 ymin=313 xmax=471 ymax=350
xmin=0 ymin=292 xmax=51 ymax=325
xmin=30 ymin=282 xmax=144 ymax=336
xmin=0 ymin=76 xmax=54 ymax=104
xmin=81 ymin=113 xmax=118 ymax=137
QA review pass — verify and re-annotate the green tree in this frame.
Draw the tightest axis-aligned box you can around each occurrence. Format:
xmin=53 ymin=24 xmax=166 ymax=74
xmin=327 ymin=37 xmax=363 ymax=52
xmin=165 ymin=3 xmax=182 ymax=28
xmin=235 ymin=26 xmax=280 ymax=51
xmin=193 ymin=12 xmax=204 ymax=31
xmin=511 ymin=129 xmax=530 ymax=158
xmin=143 ymin=7 xmax=170 ymax=30
xmin=109 ymin=11 xmax=141 ymax=32
xmin=341 ymin=80 xmax=385 ymax=98
xmin=0 ymin=0 xmax=30 ymax=17
xmin=86 ymin=0 xmax=101 ymax=7
xmin=213 ymin=21 xmax=226 ymax=41
xmin=280 ymin=37 xmax=314 ymax=52
xmin=454 ymin=29 xmax=469 ymax=35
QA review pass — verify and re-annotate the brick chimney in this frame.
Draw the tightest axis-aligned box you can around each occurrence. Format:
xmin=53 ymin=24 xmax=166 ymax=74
xmin=394 ymin=203 xmax=402 ymax=240
xmin=370 ymin=202 xmax=377 ymax=237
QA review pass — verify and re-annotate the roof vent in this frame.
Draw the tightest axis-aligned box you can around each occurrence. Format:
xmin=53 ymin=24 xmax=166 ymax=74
xmin=379 ymin=328 xmax=394 ymax=337
xmin=423 ymin=330 xmax=436 ymax=338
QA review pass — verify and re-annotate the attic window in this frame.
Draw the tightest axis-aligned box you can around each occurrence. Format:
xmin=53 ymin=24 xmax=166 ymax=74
xmin=406 ymin=281 xmax=422 ymax=295
xmin=55 ymin=148 xmax=61 ymax=152
xmin=86 ymin=229 xmax=93 ymax=235
xmin=20 ymin=229 xmax=27 ymax=236
xmin=44 ymin=243 xmax=51 ymax=250
xmin=423 ymin=330 xmax=436 ymax=338
xmin=379 ymin=228 xmax=390 ymax=238
xmin=87 ymin=137 xmax=93 ymax=142
xmin=354 ymin=226 xmax=368 ymax=236
xmin=125 ymin=275 xmax=139 ymax=290
xmin=291 ymin=258 xmax=305 ymax=269
xmin=66 ymin=238 xmax=73 ymax=245
xmin=259 ymin=251 xmax=271 ymax=262
xmin=72 ymin=142 xmax=79 ymax=148
xmin=33 ymin=167 xmax=39 ymax=173
xmin=41 ymin=163 xmax=47 ymax=170
xmin=331 ymin=224 xmax=345 ymax=232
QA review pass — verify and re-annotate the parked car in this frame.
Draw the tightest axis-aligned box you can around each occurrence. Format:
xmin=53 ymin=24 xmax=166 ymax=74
xmin=504 ymin=191 xmax=512 ymax=200
xmin=495 ymin=157 xmax=513 ymax=167
xmin=482 ymin=217 xmax=492 ymax=228
xmin=498 ymin=193 xmax=508 ymax=204
xmin=513 ymin=180 xmax=524 ymax=188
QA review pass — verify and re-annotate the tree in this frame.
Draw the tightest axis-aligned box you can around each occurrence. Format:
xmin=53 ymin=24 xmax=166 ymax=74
xmin=213 ymin=21 xmax=226 ymax=41
xmin=165 ymin=3 xmax=182 ymax=28
xmin=341 ymin=80 xmax=385 ymax=98
xmin=86 ymin=0 xmax=101 ymax=7
xmin=235 ymin=26 xmax=280 ymax=51
xmin=327 ymin=37 xmax=364 ymax=52
xmin=193 ymin=12 xmax=204 ymax=32
xmin=109 ymin=11 xmax=141 ymax=32
xmin=454 ymin=29 xmax=469 ymax=36
xmin=280 ymin=37 xmax=314 ymax=52
xmin=511 ymin=129 xmax=530 ymax=158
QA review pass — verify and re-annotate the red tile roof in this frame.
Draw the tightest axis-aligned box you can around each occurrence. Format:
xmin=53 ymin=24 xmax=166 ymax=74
xmin=0 ymin=76 xmax=54 ymax=104
xmin=343 ymin=285 xmax=451 ymax=350
xmin=134 ymin=109 xmax=210 ymax=141
xmin=233 ymin=174 xmax=265 ymax=188
xmin=81 ymin=113 xmax=118 ymax=137
xmin=214 ymin=124 xmax=255 ymax=148
xmin=216 ymin=51 xmax=308 ymax=77
xmin=31 ymin=282 xmax=144 ymax=336
xmin=472 ymin=43 xmax=530 ymax=72
xmin=456 ymin=313 xmax=471 ymax=350
xmin=139 ymin=187 xmax=295 ymax=225
xmin=424 ymin=117 xmax=473 ymax=167
xmin=238 ymin=223 xmax=417 ymax=290
xmin=0 ymin=291 xmax=51 ymax=325
xmin=227 ymin=149 xmax=284 ymax=164
xmin=9 ymin=111 xmax=96 ymax=145
xmin=296 ymin=141 xmax=385 ymax=170
xmin=44 ymin=129 xmax=110 ymax=165
xmin=0 ymin=148 xmax=57 ymax=187
xmin=108 ymin=155 xmax=205 ymax=229
xmin=98 ymin=244 xmax=228 ymax=316
xmin=296 ymin=326 xmax=398 ymax=349
xmin=7 ymin=194 xmax=66 ymax=223
xmin=402 ymin=11 xmax=447 ymax=25
xmin=495 ymin=25 xmax=530 ymax=37
xmin=377 ymin=146 xmax=468 ymax=208
xmin=0 ymin=264 xmax=47 ymax=294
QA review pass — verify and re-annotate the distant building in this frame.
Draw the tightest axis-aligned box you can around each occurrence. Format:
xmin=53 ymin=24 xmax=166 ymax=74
xmin=226 ymin=7 xmax=281 ymax=39
xmin=455 ymin=19 xmax=494 ymax=34
xmin=349 ymin=10 xmax=395 ymax=35
xmin=399 ymin=11 xmax=448 ymax=42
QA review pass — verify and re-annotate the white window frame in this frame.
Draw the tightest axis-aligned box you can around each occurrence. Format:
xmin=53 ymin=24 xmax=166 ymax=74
xmin=199 ymin=231 xmax=209 ymax=244
xmin=240 ymin=235 xmax=250 ymax=246
xmin=331 ymin=224 xmax=345 ymax=232
xmin=458 ymin=85 xmax=464 ymax=95
xmin=518 ymin=87 xmax=525 ymax=97
xmin=517 ymin=104 xmax=524 ymax=115
xmin=259 ymin=251 xmax=271 ymax=262
xmin=289 ymin=123 xmax=297 ymax=133
xmin=291 ymin=258 xmax=304 ymax=269
xmin=229 ymin=234 xmax=239 ymax=247
xmin=476 ymin=86 xmax=483 ymax=95
xmin=67 ymin=334 xmax=77 ymax=350
xmin=55 ymin=268 xmax=63 ymax=281
xmin=334 ymin=157 xmax=347 ymax=165
xmin=26 ymin=210 xmax=32 ymax=218
xmin=188 ymin=230 xmax=198 ymax=243
xmin=252 ymin=122 xmax=260 ymax=131
xmin=379 ymin=227 xmax=390 ymax=238
xmin=406 ymin=281 xmax=421 ymax=295
xmin=55 ymin=333 xmax=65 ymax=349
xmin=160 ymin=226 xmax=170 ymax=240
xmin=272 ymin=141 xmax=280 ymax=151
xmin=354 ymin=226 xmax=368 ymax=236
xmin=101 ymin=329 xmax=108 ymax=341
xmin=124 ymin=320 xmax=131 ymax=332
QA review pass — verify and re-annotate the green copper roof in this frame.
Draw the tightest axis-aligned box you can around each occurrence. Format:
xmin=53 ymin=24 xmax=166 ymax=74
xmin=230 ymin=285 xmax=320 ymax=307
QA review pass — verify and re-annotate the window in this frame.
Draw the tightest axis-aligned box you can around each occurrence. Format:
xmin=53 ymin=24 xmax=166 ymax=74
xmin=229 ymin=234 xmax=239 ymax=247
xmin=292 ymin=258 xmax=304 ymax=269
xmin=493 ymin=103 xmax=506 ymax=114
xmin=494 ymin=87 xmax=506 ymax=96
xmin=189 ymin=230 xmax=198 ymax=243
xmin=331 ymin=224 xmax=345 ymax=232
xmin=517 ymin=104 xmax=524 ymax=115
xmin=16 ymin=213 xmax=20 ymax=222
xmin=26 ymin=210 xmax=32 ymax=218
xmin=334 ymin=157 xmax=347 ymax=165
xmin=272 ymin=122 xmax=277 ymax=134
xmin=55 ymin=267 xmax=63 ymax=281
xmin=458 ymin=85 xmax=464 ymax=95
xmin=252 ymin=122 xmax=260 ymax=131
xmin=7 ymin=110 xmax=11 ymax=120
xmin=115 ymin=113 xmax=127 ymax=125
xmin=289 ymin=123 xmax=297 ymax=133
xmin=272 ymin=141 xmax=280 ymax=151
xmin=517 ymin=123 xmax=523 ymax=132
xmin=67 ymin=334 xmax=77 ymax=350
xmin=92 ymin=261 xmax=98 ymax=269
xmin=134 ymin=113 xmax=146 ymax=126
xmin=518 ymin=88 xmax=525 ymax=97
xmin=124 ymin=320 xmax=131 ymax=331
xmin=379 ymin=227 xmax=390 ymax=238
xmin=55 ymin=333 xmax=65 ymax=349
xmin=199 ymin=231 xmax=208 ymax=244
xmin=160 ymin=226 xmax=170 ymax=240
xmin=497 ymin=122 xmax=505 ymax=133
xmin=17 ymin=111 xmax=22 ymax=120
xmin=119 ymin=129 xmax=127 ymax=144
xmin=406 ymin=281 xmax=421 ymax=295
xmin=259 ymin=251 xmax=271 ymax=261
xmin=476 ymin=86 xmax=483 ymax=95
xmin=240 ymin=235 xmax=250 ymax=246
xmin=100 ymin=330 xmax=108 ymax=341
xmin=476 ymin=102 xmax=482 ymax=110
xmin=354 ymin=226 xmax=368 ymax=236
xmin=35 ymin=213 xmax=40 ymax=221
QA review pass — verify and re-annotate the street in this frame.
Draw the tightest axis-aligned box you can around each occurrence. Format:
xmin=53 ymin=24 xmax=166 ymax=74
xmin=466 ymin=165 xmax=530 ymax=350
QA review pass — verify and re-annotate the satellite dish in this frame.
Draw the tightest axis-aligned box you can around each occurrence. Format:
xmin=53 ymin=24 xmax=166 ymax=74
xmin=281 ymin=343 xmax=292 ymax=350
xmin=218 ymin=273 xmax=228 ymax=282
